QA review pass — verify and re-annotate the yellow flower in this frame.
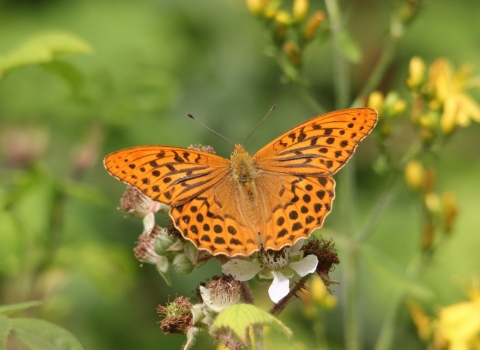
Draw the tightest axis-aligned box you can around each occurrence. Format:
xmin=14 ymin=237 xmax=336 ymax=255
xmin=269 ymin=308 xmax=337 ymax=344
xmin=408 ymin=301 xmax=432 ymax=341
xmin=434 ymin=282 xmax=480 ymax=350
xmin=426 ymin=58 xmax=480 ymax=134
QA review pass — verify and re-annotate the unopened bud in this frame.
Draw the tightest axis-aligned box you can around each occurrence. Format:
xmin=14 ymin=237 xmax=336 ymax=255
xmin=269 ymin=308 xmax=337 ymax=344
xmin=293 ymin=0 xmax=309 ymax=22
xmin=246 ymin=0 xmax=267 ymax=16
xmin=424 ymin=192 xmax=441 ymax=214
xmin=154 ymin=230 xmax=177 ymax=256
xmin=172 ymin=253 xmax=194 ymax=275
xmin=404 ymin=160 xmax=425 ymax=191
xmin=368 ymin=91 xmax=384 ymax=117
xmin=406 ymin=56 xmax=426 ymax=89
xmin=442 ymin=191 xmax=458 ymax=233
xmin=304 ymin=11 xmax=325 ymax=41
xmin=283 ymin=41 xmax=301 ymax=66
xmin=421 ymin=222 xmax=435 ymax=250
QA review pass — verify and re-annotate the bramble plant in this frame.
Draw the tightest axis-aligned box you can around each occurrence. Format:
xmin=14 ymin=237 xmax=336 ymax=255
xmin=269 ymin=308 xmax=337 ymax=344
xmin=1 ymin=1 xmax=480 ymax=350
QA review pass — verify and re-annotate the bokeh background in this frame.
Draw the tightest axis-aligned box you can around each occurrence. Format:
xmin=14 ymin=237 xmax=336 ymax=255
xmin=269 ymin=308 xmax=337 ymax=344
xmin=1 ymin=0 xmax=479 ymax=349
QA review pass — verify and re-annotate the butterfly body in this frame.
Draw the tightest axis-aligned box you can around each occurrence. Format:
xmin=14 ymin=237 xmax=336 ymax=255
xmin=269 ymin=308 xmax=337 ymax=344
xmin=104 ymin=108 xmax=378 ymax=257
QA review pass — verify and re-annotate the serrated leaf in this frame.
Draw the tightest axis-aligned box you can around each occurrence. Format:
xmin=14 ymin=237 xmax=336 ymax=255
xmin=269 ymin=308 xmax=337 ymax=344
xmin=10 ymin=318 xmax=84 ymax=350
xmin=361 ymin=244 xmax=433 ymax=299
xmin=211 ymin=304 xmax=292 ymax=344
xmin=0 ymin=314 xmax=10 ymax=350
xmin=0 ymin=31 xmax=92 ymax=74
xmin=0 ymin=301 xmax=42 ymax=316
xmin=338 ymin=30 xmax=362 ymax=64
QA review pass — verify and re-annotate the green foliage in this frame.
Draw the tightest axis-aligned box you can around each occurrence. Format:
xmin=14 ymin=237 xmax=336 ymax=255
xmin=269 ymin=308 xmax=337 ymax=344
xmin=0 ymin=302 xmax=84 ymax=350
xmin=0 ymin=31 xmax=92 ymax=77
xmin=9 ymin=318 xmax=84 ymax=350
xmin=212 ymin=304 xmax=292 ymax=344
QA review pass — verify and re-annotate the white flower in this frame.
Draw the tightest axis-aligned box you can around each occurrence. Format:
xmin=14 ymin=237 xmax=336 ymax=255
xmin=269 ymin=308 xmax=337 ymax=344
xmin=222 ymin=240 xmax=318 ymax=303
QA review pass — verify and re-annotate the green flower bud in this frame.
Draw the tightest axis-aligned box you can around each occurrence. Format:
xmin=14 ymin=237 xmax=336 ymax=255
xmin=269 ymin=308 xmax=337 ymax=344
xmin=173 ymin=254 xmax=194 ymax=275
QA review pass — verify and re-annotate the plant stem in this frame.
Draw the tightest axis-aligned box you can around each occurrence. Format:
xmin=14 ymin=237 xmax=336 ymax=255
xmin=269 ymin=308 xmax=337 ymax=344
xmin=354 ymin=174 xmax=400 ymax=243
xmin=252 ymin=324 xmax=265 ymax=350
xmin=294 ymin=84 xmax=327 ymax=114
xmin=324 ymin=1 xmax=362 ymax=349
xmin=351 ymin=35 xmax=399 ymax=108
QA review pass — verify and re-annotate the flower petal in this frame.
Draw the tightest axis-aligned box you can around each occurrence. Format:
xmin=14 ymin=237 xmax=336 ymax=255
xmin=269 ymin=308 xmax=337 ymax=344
xmin=289 ymin=255 xmax=318 ymax=277
xmin=222 ymin=259 xmax=262 ymax=281
xmin=291 ymin=238 xmax=304 ymax=253
xmin=268 ymin=271 xmax=290 ymax=303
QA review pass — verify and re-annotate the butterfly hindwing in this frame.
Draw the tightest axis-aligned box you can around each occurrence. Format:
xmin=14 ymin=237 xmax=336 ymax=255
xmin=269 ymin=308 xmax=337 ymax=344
xmin=169 ymin=177 xmax=260 ymax=256
xmin=254 ymin=108 xmax=378 ymax=176
xmin=104 ymin=146 xmax=230 ymax=205
xmin=256 ymin=173 xmax=335 ymax=250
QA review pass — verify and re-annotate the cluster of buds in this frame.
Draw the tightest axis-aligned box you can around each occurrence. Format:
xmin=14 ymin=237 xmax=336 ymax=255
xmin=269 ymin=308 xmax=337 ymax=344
xmin=121 ymin=184 xmax=210 ymax=286
xmin=390 ymin=0 xmax=423 ymax=38
xmin=157 ymin=276 xmax=245 ymax=349
xmin=368 ymin=90 xmax=407 ymax=138
xmin=246 ymin=0 xmax=326 ymax=80
xmin=407 ymin=56 xmax=480 ymax=143
xmin=404 ymin=160 xmax=458 ymax=250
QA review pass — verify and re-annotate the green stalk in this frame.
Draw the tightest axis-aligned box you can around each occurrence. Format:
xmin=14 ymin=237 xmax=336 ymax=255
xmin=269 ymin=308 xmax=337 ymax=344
xmin=324 ymin=1 xmax=361 ymax=349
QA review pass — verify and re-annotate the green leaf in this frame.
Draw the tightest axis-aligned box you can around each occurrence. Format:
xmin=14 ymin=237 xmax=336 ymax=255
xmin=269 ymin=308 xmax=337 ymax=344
xmin=337 ymin=30 xmax=362 ymax=64
xmin=0 ymin=301 xmax=42 ymax=316
xmin=41 ymin=61 xmax=85 ymax=92
xmin=0 ymin=314 xmax=10 ymax=350
xmin=211 ymin=304 xmax=292 ymax=344
xmin=10 ymin=318 xmax=84 ymax=350
xmin=0 ymin=31 xmax=92 ymax=74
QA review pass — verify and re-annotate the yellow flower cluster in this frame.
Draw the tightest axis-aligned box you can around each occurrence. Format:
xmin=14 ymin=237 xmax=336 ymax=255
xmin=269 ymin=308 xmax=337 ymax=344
xmin=367 ymin=90 xmax=407 ymax=137
xmin=409 ymin=281 xmax=480 ymax=350
xmin=408 ymin=56 xmax=480 ymax=135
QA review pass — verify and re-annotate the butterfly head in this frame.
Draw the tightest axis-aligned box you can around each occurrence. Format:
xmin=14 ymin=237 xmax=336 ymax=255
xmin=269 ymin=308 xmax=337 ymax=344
xmin=231 ymin=144 xmax=249 ymax=159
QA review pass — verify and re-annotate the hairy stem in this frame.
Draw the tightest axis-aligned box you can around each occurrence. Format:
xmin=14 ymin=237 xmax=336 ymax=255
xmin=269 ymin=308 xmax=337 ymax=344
xmin=270 ymin=275 xmax=310 ymax=316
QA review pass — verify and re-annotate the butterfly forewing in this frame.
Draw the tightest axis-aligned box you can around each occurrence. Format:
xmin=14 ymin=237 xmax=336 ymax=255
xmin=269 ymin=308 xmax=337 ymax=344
xmin=104 ymin=146 xmax=230 ymax=205
xmin=253 ymin=108 xmax=378 ymax=176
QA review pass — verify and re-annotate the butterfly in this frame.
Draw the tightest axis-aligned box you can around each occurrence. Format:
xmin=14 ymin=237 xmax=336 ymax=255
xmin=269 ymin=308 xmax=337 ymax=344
xmin=104 ymin=108 xmax=378 ymax=257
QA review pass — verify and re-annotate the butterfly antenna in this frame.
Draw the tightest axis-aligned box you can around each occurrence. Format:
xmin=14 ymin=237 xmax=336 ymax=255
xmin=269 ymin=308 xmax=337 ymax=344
xmin=242 ymin=104 xmax=276 ymax=146
xmin=187 ymin=113 xmax=234 ymax=146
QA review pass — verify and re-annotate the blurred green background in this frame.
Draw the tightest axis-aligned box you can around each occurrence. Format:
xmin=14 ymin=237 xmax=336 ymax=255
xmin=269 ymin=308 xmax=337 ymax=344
xmin=0 ymin=0 xmax=479 ymax=349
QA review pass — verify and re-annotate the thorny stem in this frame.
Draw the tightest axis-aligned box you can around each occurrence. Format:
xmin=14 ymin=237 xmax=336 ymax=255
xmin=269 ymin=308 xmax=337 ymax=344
xmin=270 ymin=275 xmax=310 ymax=316
xmin=240 ymin=281 xmax=255 ymax=304
xmin=252 ymin=324 xmax=265 ymax=350
xmin=216 ymin=332 xmax=244 ymax=350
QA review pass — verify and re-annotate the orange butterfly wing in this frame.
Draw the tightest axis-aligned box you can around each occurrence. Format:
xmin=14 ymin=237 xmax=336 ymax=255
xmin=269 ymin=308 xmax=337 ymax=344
xmin=104 ymin=145 xmax=261 ymax=256
xmin=104 ymin=146 xmax=230 ymax=205
xmin=253 ymin=108 xmax=378 ymax=250
xmin=104 ymin=108 xmax=378 ymax=257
